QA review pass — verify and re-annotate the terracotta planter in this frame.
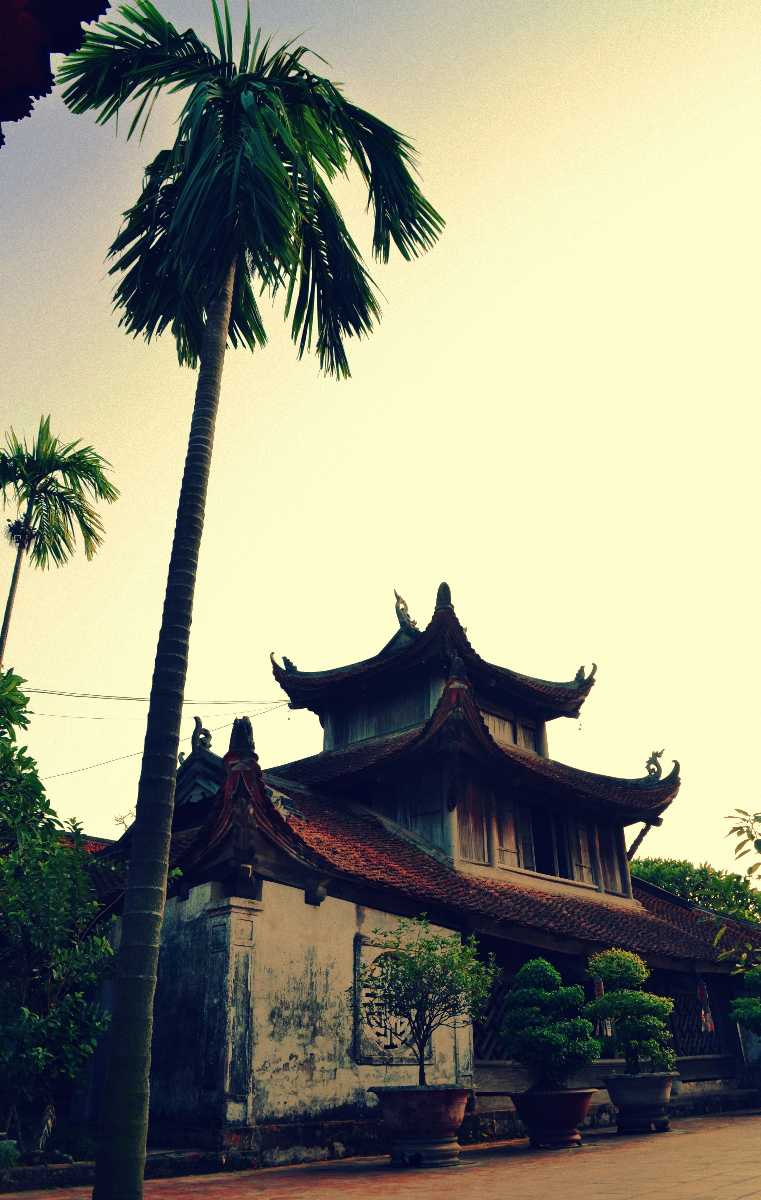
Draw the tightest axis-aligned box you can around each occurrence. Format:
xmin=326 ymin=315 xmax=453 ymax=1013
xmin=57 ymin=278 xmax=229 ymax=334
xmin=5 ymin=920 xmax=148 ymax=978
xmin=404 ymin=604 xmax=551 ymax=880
xmin=510 ymin=1088 xmax=597 ymax=1148
xmin=370 ymin=1085 xmax=470 ymax=1167
xmin=604 ymin=1072 xmax=677 ymax=1133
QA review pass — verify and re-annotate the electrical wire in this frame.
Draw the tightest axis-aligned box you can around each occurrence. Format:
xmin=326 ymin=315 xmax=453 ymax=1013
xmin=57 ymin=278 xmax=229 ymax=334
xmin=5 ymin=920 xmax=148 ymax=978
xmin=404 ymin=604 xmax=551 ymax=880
xmin=29 ymin=701 xmax=289 ymax=721
xmin=41 ymin=702 xmax=289 ymax=781
xmin=27 ymin=687 xmax=284 ymax=705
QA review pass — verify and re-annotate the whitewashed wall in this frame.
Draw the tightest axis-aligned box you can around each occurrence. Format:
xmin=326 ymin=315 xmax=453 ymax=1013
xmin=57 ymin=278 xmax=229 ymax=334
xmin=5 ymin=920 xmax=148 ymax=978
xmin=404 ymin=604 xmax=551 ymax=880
xmin=251 ymin=881 xmax=473 ymax=1121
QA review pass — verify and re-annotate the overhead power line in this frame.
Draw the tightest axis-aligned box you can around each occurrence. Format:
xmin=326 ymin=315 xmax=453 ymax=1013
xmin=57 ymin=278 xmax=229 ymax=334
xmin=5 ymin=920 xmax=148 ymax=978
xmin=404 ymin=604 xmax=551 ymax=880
xmin=42 ymin=702 xmax=288 ymax=781
xmin=27 ymin=687 xmax=285 ymax=705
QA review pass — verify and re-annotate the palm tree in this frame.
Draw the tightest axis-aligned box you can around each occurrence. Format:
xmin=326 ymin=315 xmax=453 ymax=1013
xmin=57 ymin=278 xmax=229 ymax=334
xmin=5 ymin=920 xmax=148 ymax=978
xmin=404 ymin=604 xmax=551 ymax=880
xmin=0 ymin=416 xmax=119 ymax=668
xmin=58 ymin=3 xmax=443 ymax=1195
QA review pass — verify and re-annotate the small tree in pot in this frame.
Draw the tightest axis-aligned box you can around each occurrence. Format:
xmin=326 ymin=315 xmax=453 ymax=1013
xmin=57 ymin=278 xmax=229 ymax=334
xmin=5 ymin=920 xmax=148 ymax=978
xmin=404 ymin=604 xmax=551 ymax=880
xmin=357 ymin=916 xmax=497 ymax=1167
xmin=500 ymin=958 xmax=601 ymax=1148
xmin=586 ymin=948 xmax=676 ymax=1133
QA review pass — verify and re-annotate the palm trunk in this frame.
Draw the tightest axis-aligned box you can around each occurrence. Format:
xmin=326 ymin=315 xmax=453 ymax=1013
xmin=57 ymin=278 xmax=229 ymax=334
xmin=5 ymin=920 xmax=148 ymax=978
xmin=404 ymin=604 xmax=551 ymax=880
xmin=93 ymin=259 xmax=237 ymax=1200
xmin=0 ymin=495 xmax=34 ymax=670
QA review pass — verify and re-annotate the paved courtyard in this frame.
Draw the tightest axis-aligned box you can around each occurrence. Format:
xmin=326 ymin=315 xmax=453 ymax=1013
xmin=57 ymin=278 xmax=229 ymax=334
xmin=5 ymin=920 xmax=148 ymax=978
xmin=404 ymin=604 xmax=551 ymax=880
xmin=6 ymin=1114 xmax=761 ymax=1200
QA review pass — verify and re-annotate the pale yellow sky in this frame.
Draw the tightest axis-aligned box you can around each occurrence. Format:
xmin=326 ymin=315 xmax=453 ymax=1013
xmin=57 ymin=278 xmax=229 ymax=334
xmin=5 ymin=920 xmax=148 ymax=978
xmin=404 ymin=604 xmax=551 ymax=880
xmin=1 ymin=0 xmax=759 ymax=872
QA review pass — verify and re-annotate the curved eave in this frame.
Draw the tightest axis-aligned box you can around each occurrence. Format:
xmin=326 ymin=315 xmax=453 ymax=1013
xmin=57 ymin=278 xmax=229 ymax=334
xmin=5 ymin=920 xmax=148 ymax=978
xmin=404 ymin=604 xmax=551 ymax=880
xmin=270 ymin=677 xmax=679 ymax=823
xmin=271 ymin=605 xmax=595 ymax=721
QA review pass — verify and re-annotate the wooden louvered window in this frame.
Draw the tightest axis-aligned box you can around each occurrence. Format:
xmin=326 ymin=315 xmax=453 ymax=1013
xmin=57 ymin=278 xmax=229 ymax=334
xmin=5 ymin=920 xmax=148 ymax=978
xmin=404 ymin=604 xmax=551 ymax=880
xmin=496 ymin=802 xmax=519 ymax=867
xmin=571 ymin=822 xmax=597 ymax=885
xmin=515 ymin=805 xmax=536 ymax=871
xmin=481 ymin=712 xmax=516 ymax=748
xmin=597 ymin=825 xmax=625 ymax=894
xmin=458 ymin=784 xmax=490 ymax=864
xmin=516 ymin=723 xmax=539 ymax=753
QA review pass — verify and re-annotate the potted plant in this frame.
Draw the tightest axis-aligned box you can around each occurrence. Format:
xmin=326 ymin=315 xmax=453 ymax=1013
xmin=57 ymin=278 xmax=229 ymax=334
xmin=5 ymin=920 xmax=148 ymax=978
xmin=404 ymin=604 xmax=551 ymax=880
xmin=500 ymin=957 xmax=601 ymax=1148
xmin=357 ymin=915 xmax=497 ymax=1167
xmin=586 ymin=948 xmax=676 ymax=1133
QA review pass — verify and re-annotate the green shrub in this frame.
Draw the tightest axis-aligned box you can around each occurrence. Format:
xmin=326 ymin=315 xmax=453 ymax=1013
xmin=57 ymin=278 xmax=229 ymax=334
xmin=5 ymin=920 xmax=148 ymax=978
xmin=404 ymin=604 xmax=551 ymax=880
xmin=500 ymin=957 xmax=601 ymax=1089
xmin=587 ymin=948 xmax=649 ymax=991
xmin=586 ymin=948 xmax=675 ymax=1074
xmin=731 ymin=966 xmax=761 ymax=1035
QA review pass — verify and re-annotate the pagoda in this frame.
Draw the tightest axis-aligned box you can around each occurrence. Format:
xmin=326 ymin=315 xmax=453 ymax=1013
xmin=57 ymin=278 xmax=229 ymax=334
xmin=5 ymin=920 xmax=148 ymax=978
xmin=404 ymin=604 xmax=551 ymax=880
xmin=270 ymin=581 xmax=679 ymax=899
xmin=92 ymin=582 xmax=755 ymax=1161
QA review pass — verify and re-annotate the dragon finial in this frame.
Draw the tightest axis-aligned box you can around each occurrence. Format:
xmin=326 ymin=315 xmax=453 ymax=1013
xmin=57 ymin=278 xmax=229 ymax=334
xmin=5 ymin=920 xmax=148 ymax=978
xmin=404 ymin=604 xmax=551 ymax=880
xmin=575 ymin=662 xmax=598 ymax=684
xmin=394 ymin=589 xmax=419 ymax=633
xmin=229 ymin=715 xmax=255 ymax=754
xmin=271 ymin=650 xmax=298 ymax=673
xmin=645 ymin=749 xmax=665 ymax=779
xmin=191 ymin=716 xmax=212 ymax=754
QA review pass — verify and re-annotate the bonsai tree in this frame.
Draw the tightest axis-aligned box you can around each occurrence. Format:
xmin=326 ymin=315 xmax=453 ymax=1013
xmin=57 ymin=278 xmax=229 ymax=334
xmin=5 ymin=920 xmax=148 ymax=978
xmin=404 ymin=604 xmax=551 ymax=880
xmin=356 ymin=916 xmax=497 ymax=1086
xmin=586 ymin=949 xmax=675 ymax=1074
xmin=730 ymin=966 xmax=761 ymax=1035
xmin=500 ymin=958 xmax=601 ymax=1090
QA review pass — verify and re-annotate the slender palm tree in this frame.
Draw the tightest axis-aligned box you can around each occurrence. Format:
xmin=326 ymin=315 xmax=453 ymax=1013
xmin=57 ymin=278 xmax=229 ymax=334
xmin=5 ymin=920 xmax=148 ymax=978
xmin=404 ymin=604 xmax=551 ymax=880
xmin=58 ymin=3 xmax=443 ymax=1196
xmin=0 ymin=416 xmax=119 ymax=668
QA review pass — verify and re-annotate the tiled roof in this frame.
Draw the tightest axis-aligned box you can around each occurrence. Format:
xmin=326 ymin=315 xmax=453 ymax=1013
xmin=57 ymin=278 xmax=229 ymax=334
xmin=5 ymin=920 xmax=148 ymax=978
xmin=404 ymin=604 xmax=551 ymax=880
xmin=59 ymin=832 xmax=115 ymax=855
xmin=97 ymin=729 xmax=749 ymax=967
xmin=272 ymin=586 xmax=595 ymax=721
xmin=275 ymin=790 xmax=725 ymax=963
xmin=271 ymin=678 xmax=680 ymax=821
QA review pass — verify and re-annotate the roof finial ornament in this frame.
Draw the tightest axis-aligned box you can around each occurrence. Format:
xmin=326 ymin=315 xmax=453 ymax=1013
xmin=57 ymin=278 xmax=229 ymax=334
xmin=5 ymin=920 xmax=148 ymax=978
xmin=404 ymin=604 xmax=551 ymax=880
xmin=645 ymin=749 xmax=665 ymax=779
xmin=229 ymin=715 xmax=255 ymax=754
xmin=270 ymin=651 xmax=297 ymax=673
xmin=191 ymin=716 xmax=212 ymax=753
xmin=575 ymin=662 xmax=598 ymax=684
xmin=435 ymin=581 xmax=452 ymax=611
xmin=394 ymin=589 xmax=419 ymax=633
xmin=447 ymin=649 xmax=468 ymax=682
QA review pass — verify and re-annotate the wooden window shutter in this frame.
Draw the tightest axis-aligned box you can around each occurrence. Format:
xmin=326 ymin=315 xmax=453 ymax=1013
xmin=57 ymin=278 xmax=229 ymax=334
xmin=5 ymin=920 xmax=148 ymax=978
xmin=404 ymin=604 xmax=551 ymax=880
xmin=497 ymin=800 xmax=519 ymax=866
xmin=597 ymin=825 xmax=624 ymax=893
xmin=571 ymin=822 xmax=596 ymax=884
xmin=515 ymin=804 xmax=536 ymax=871
xmin=458 ymin=782 xmax=489 ymax=864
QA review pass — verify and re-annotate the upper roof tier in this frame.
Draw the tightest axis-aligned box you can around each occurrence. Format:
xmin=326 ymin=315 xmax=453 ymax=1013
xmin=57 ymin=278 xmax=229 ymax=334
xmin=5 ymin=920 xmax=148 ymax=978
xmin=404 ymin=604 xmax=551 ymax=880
xmin=272 ymin=582 xmax=597 ymax=722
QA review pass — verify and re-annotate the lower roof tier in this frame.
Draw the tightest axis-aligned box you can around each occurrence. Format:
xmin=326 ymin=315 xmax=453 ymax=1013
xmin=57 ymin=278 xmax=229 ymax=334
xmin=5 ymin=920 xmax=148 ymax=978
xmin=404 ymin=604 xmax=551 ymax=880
xmin=93 ymin=719 xmax=748 ymax=972
xmin=270 ymin=674 xmax=680 ymax=825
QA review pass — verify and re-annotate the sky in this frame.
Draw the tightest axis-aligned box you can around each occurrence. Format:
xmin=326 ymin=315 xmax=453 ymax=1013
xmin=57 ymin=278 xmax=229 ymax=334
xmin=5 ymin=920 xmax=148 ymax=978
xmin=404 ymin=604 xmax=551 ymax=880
xmin=1 ymin=0 xmax=760 ymax=872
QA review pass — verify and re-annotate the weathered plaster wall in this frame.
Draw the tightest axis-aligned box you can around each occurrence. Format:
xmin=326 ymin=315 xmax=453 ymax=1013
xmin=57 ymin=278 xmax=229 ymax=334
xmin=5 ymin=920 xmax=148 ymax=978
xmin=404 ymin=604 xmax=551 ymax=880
xmin=147 ymin=878 xmax=473 ymax=1149
xmin=251 ymin=881 xmax=473 ymax=1123
xmin=150 ymin=883 xmax=222 ymax=1128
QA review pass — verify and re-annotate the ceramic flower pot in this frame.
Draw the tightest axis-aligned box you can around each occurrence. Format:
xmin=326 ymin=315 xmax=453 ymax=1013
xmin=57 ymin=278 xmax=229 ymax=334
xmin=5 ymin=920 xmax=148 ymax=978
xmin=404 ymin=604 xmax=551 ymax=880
xmin=510 ymin=1088 xmax=598 ymax=1148
xmin=370 ymin=1085 xmax=470 ymax=1167
xmin=604 ymin=1072 xmax=677 ymax=1133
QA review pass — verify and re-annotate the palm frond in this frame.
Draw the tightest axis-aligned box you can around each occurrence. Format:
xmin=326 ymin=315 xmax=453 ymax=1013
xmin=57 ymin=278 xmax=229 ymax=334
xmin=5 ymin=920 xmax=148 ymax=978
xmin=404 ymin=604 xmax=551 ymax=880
xmin=287 ymin=168 xmax=381 ymax=378
xmin=337 ymin=102 xmax=445 ymax=262
xmin=57 ymin=1 xmax=222 ymax=134
xmin=29 ymin=483 xmax=107 ymax=568
xmin=61 ymin=1 xmax=444 ymax=375
xmin=0 ymin=417 xmax=118 ymax=569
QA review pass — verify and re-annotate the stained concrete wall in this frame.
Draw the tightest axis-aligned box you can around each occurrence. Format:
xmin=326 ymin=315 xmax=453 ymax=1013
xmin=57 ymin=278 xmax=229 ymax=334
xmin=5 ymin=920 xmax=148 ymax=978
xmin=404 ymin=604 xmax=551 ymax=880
xmin=147 ymin=878 xmax=473 ymax=1148
xmin=251 ymin=881 xmax=473 ymax=1123
xmin=150 ymin=883 xmax=224 ymax=1131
